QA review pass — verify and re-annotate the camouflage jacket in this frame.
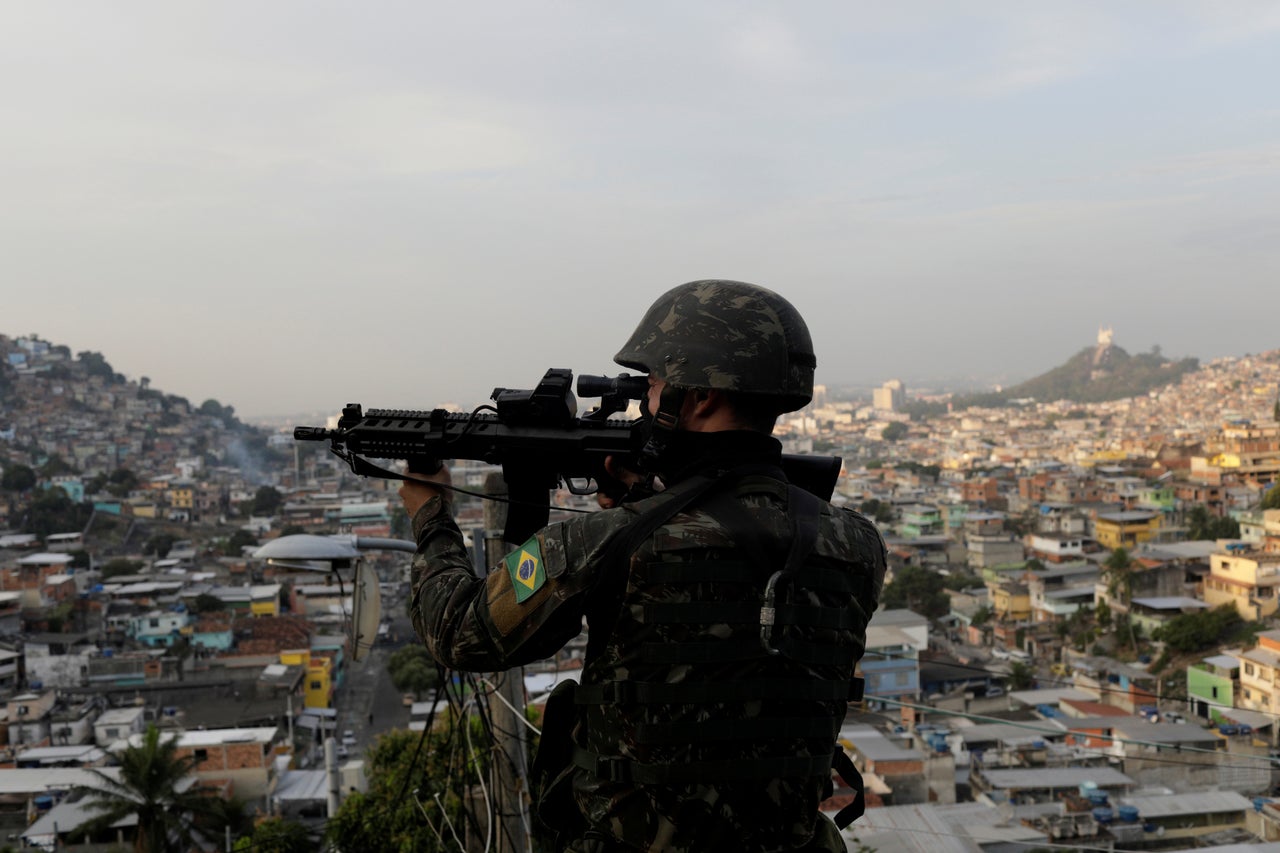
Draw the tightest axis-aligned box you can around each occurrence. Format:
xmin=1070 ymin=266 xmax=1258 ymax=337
xmin=409 ymin=436 xmax=886 ymax=852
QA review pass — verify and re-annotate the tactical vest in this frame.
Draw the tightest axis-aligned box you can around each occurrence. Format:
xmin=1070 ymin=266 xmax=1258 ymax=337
xmin=570 ymin=469 xmax=871 ymax=845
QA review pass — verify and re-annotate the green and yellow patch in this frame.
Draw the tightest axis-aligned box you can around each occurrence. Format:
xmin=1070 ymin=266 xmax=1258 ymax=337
xmin=503 ymin=537 xmax=545 ymax=603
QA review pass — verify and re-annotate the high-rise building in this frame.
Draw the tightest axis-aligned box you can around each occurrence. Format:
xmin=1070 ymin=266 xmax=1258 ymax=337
xmin=873 ymin=379 xmax=906 ymax=412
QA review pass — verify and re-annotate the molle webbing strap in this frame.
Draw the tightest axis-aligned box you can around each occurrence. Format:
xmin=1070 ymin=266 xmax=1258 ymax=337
xmin=639 ymin=639 xmax=858 ymax=667
xmin=831 ymin=750 xmax=865 ymax=828
xmin=633 ymin=716 xmax=836 ymax=745
xmin=572 ymin=745 xmax=835 ymax=785
xmin=641 ymin=601 xmax=862 ymax=630
xmin=574 ymin=677 xmax=852 ymax=706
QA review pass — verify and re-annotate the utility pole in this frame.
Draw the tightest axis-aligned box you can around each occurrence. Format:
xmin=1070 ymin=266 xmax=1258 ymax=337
xmin=483 ymin=472 xmax=530 ymax=853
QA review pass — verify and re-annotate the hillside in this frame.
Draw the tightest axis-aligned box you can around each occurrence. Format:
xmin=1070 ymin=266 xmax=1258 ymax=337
xmin=956 ymin=342 xmax=1199 ymax=408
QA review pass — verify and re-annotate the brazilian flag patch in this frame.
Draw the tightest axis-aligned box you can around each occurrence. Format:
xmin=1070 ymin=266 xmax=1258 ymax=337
xmin=503 ymin=537 xmax=545 ymax=604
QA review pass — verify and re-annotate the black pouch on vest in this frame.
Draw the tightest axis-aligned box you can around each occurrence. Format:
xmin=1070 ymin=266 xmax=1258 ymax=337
xmin=531 ymin=678 xmax=584 ymax=841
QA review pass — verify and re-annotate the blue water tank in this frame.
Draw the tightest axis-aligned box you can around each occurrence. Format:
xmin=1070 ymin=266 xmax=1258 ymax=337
xmin=102 ymin=648 xmax=113 ymax=658
xmin=1093 ymin=807 xmax=1114 ymax=824
xmin=34 ymin=796 xmax=53 ymax=811
xmin=1089 ymin=791 xmax=1109 ymax=806
xmin=1118 ymin=805 xmax=1140 ymax=823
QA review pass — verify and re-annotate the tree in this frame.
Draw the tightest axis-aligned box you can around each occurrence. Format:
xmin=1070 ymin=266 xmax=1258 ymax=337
xmin=388 ymin=645 xmax=440 ymax=699
xmin=858 ymin=498 xmax=894 ymax=524
xmin=879 ymin=565 xmax=950 ymax=619
xmin=191 ymin=593 xmax=226 ymax=614
xmin=880 ymin=422 xmax=908 ymax=442
xmin=76 ymin=350 xmax=119 ymax=381
xmin=23 ymin=489 xmax=93 ymax=540
xmin=1095 ymin=599 xmax=1112 ymax=631
xmin=233 ymin=818 xmax=317 ymax=853
xmin=326 ymin=728 xmax=476 ymax=852
xmin=74 ymin=725 xmax=227 ymax=853
xmin=250 ymin=486 xmax=283 ymax=516
xmin=1263 ymin=485 xmax=1280 ymax=511
xmin=1104 ymin=548 xmax=1133 ymax=601
xmin=103 ymin=558 xmax=144 ymax=580
xmin=1153 ymin=604 xmax=1244 ymax=653
xmin=1 ymin=463 xmax=37 ymax=492
xmin=39 ymin=454 xmax=78 ymax=477
xmin=107 ymin=468 xmax=140 ymax=497
xmin=226 ymin=529 xmax=259 ymax=555
xmin=1186 ymin=504 xmax=1241 ymax=540
xmin=144 ymin=533 xmax=177 ymax=559
xmin=1008 ymin=661 xmax=1035 ymax=691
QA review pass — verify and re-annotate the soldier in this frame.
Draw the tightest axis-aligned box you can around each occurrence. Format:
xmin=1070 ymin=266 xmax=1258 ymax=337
xmin=400 ymin=280 xmax=886 ymax=852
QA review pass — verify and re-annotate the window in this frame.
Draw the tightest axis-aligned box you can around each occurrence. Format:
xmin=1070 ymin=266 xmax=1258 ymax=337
xmin=149 ymin=618 xmax=160 ymax=628
xmin=310 ymin=681 xmax=322 ymax=691
xmin=1246 ymin=664 xmax=1256 ymax=676
xmin=105 ymin=727 xmax=119 ymax=738
xmin=895 ymin=671 xmax=908 ymax=686
xmin=1211 ymin=687 xmax=1218 ymax=699
xmin=194 ymin=749 xmax=208 ymax=762
xmin=1245 ymin=689 xmax=1253 ymax=700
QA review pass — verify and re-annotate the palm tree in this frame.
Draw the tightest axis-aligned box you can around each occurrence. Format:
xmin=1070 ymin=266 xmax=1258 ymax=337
xmin=74 ymin=724 xmax=225 ymax=853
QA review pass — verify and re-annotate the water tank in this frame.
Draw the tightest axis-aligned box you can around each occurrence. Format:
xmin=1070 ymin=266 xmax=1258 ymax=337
xmin=102 ymin=648 xmax=113 ymax=658
xmin=1118 ymin=805 xmax=1140 ymax=823
xmin=33 ymin=796 xmax=53 ymax=811
xmin=1092 ymin=807 xmax=1114 ymax=824
xmin=1254 ymin=797 xmax=1271 ymax=813
xmin=1089 ymin=791 xmax=1109 ymax=806
xmin=1079 ymin=780 xmax=1099 ymax=797
xmin=28 ymin=680 xmax=42 ymax=690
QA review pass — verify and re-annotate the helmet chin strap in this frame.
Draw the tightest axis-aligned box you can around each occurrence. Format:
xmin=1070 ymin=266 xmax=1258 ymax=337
xmin=639 ymin=384 xmax=687 ymax=472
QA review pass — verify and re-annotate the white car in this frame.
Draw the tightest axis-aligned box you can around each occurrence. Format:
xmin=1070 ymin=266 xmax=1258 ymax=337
xmin=991 ymin=648 xmax=1011 ymax=661
xmin=341 ymin=730 xmax=357 ymax=746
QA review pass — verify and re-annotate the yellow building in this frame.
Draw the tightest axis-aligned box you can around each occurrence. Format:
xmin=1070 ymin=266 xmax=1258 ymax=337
xmin=281 ymin=649 xmax=334 ymax=709
xmin=166 ymin=485 xmax=194 ymax=511
xmin=1094 ymin=511 xmax=1161 ymax=550
xmin=991 ymin=581 xmax=1032 ymax=622
xmin=1203 ymin=549 xmax=1280 ymax=621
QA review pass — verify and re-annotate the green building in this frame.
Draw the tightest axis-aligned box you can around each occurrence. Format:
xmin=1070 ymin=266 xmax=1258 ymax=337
xmin=1187 ymin=654 xmax=1238 ymax=723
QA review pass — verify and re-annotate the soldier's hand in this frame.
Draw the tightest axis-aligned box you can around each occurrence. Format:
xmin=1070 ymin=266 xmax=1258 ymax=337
xmin=597 ymin=455 xmax=646 ymax=509
xmin=399 ymin=462 xmax=452 ymax=518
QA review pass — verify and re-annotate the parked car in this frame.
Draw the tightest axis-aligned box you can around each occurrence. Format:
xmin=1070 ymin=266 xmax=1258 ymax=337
xmin=341 ymin=729 xmax=357 ymax=746
xmin=991 ymin=648 xmax=1012 ymax=661
xmin=1162 ymin=711 xmax=1185 ymax=724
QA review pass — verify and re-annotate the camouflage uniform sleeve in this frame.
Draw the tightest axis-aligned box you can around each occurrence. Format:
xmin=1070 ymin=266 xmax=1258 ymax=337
xmin=407 ymin=495 xmax=637 ymax=671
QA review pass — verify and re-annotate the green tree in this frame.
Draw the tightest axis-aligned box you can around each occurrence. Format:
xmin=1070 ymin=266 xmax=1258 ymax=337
xmin=103 ymin=558 xmax=144 ymax=580
xmin=388 ymin=645 xmax=440 ymax=699
xmin=1008 ymin=661 xmax=1035 ymax=691
xmin=1153 ymin=604 xmax=1243 ymax=653
xmin=76 ymin=350 xmax=119 ymax=381
xmin=879 ymin=565 xmax=950 ymax=619
xmin=144 ymin=533 xmax=177 ymax=559
xmin=1104 ymin=548 xmax=1133 ymax=601
xmin=327 ymin=728 xmax=475 ymax=852
xmin=39 ymin=454 xmax=78 ymax=477
xmin=1 ymin=463 xmax=37 ymax=492
xmin=880 ymin=422 xmax=908 ymax=442
xmin=1263 ymin=485 xmax=1280 ymax=511
xmin=858 ymin=498 xmax=894 ymax=524
xmin=226 ymin=529 xmax=259 ymax=555
xmin=191 ymin=593 xmax=226 ymax=614
xmin=23 ymin=489 xmax=93 ymax=540
xmin=1095 ymin=599 xmax=1112 ymax=631
xmin=1186 ymin=504 xmax=1241 ymax=540
xmin=107 ymin=468 xmax=141 ymax=497
xmin=69 ymin=549 xmax=91 ymax=569
xmin=233 ymin=818 xmax=318 ymax=853
xmin=74 ymin=725 xmax=226 ymax=853
xmin=251 ymin=486 xmax=284 ymax=516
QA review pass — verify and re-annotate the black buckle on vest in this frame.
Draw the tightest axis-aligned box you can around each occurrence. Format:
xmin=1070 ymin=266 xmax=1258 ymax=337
xmin=596 ymin=757 xmax=631 ymax=783
xmin=849 ymin=676 xmax=865 ymax=704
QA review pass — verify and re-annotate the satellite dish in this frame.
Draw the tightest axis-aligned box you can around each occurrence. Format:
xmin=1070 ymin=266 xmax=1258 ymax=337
xmin=349 ymin=560 xmax=382 ymax=662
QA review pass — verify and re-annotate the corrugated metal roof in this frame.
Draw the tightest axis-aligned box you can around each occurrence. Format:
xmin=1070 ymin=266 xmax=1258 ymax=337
xmin=1120 ymin=790 xmax=1251 ymax=818
xmin=982 ymin=767 xmax=1133 ymax=789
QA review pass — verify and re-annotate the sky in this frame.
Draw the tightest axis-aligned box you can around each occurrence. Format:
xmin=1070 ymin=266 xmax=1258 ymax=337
xmin=2 ymin=2 xmax=1278 ymax=420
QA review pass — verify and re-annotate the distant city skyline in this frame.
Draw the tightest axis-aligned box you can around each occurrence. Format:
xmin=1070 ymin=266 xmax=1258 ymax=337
xmin=3 ymin=3 xmax=1277 ymax=418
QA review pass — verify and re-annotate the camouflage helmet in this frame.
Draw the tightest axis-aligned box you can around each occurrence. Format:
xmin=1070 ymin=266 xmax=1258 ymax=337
xmin=614 ymin=280 xmax=815 ymax=412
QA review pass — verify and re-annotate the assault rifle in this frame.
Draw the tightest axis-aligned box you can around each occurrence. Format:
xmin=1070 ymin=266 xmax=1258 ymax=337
xmin=295 ymin=368 xmax=842 ymax=543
